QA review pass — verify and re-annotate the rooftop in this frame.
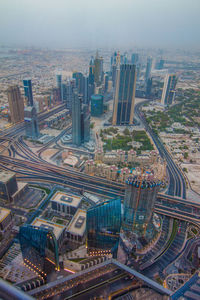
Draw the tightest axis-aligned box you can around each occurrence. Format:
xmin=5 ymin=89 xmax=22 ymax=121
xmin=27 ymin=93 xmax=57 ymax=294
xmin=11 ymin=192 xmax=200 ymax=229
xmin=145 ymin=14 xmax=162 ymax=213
xmin=0 ymin=207 xmax=11 ymax=223
xmin=67 ymin=209 xmax=86 ymax=236
xmin=51 ymin=191 xmax=82 ymax=208
xmin=31 ymin=218 xmax=65 ymax=240
xmin=0 ymin=170 xmax=16 ymax=183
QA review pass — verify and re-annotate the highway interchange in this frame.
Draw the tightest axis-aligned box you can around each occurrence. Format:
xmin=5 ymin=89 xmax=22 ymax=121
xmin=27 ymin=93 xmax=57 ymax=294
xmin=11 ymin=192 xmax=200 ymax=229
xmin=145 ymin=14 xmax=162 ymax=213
xmin=0 ymin=100 xmax=199 ymax=294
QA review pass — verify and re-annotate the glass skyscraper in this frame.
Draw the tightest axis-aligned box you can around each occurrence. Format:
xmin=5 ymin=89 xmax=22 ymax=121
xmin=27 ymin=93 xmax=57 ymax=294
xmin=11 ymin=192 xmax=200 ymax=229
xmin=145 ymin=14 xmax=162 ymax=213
xmin=19 ymin=224 xmax=59 ymax=273
xmin=112 ymin=64 xmax=136 ymax=125
xmin=23 ymin=79 xmax=33 ymax=106
xmin=91 ymin=94 xmax=104 ymax=117
xmin=123 ymin=176 xmax=161 ymax=237
xmin=86 ymin=198 xmax=121 ymax=258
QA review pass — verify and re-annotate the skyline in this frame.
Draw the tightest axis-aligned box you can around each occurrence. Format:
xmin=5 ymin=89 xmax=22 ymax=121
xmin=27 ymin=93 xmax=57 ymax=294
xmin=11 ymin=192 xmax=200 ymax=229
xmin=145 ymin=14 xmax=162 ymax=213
xmin=0 ymin=0 xmax=200 ymax=49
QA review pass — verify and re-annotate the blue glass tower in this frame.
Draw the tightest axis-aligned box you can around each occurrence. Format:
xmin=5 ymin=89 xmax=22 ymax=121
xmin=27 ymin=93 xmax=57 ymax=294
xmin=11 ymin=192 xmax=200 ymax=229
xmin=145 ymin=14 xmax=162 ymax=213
xmin=23 ymin=79 xmax=33 ymax=106
xmin=19 ymin=224 xmax=59 ymax=272
xmin=86 ymin=198 xmax=121 ymax=258
xmin=91 ymin=94 xmax=104 ymax=117
xmin=123 ymin=177 xmax=161 ymax=237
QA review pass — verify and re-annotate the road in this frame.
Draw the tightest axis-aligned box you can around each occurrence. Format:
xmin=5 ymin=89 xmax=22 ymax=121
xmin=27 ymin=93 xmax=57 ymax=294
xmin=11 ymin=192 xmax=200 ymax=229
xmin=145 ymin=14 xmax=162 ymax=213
xmin=134 ymin=101 xmax=186 ymax=199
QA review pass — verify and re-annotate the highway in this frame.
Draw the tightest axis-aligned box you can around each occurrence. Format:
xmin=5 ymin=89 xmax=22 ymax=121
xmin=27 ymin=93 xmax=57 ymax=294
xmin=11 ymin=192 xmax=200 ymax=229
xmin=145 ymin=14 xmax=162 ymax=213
xmin=134 ymin=101 xmax=186 ymax=199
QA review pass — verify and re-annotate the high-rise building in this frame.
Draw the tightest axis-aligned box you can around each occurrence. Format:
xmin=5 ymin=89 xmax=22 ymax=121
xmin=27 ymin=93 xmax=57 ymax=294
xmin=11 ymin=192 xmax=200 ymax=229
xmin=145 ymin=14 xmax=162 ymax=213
xmin=156 ymin=59 xmax=165 ymax=70
xmin=91 ymin=94 xmax=104 ymax=117
xmin=81 ymin=104 xmax=90 ymax=143
xmin=23 ymin=79 xmax=33 ymax=106
xmin=104 ymin=74 xmax=109 ymax=93
xmin=131 ymin=53 xmax=139 ymax=65
xmin=0 ymin=171 xmax=18 ymax=201
xmin=146 ymin=77 xmax=153 ymax=98
xmin=19 ymin=223 xmax=62 ymax=273
xmin=56 ymin=74 xmax=62 ymax=102
xmin=72 ymin=92 xmax=81 ymax=146
xmin=122 ymin=176 xmax=161 ymax=237
xmin=94 ymin=51 xmax=103 ymax=86
xmin=112 ymin=64 xmax=136 ymax=125
xmin=7 ymin=85 xmax=24 ymax=123
xmin=73 ymin=72 xmax=88 ymax=104
xmin=24 ymin=106 xmax=40 ymax=139
xmin=161 ymin=74 xmax=177 ymax=106
xmin=111 ymin=51 xmax=121 ymax=88
xmin=86 ymin=198 xmax=121 ymax=258
xmin=110 ymin=51 xmax=117 ymax=70
xmin=145 ymin=57 xmax=153 ymax=83
xmin=72 ymin=91 xmax=90 ymax=146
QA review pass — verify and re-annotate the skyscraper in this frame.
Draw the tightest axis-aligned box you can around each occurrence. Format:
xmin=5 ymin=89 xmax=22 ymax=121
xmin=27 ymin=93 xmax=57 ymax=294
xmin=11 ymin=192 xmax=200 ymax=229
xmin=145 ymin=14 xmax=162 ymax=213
xmin=24 ymin=106 xmax=40 ymax=139
xmin=23 ymin=79 xmax=33 ymax=106
xmin=123 ymin=176 xmax=161 ymax=237
xmin=7 ymin=85 xmax=24 ymax=123
xmin=56 ymin=74 xmax=62 ymax=102
xmin=73 ymin=72 xmax=88 ymax=104
xmin=19 ymin=224 xmax=60 ymax=273
xmin=72 ymin=92 xmax=81 ymax=146
xmin=81 ymin=104 xmax=90 ymax=143
xmin=86 ymin=198 xmax=121 ymax=258
xmin=91 ymin=94 xmax=104 ymax=117
xmin=94 ymin=51 xmax=103 ymax=86
xmin=161 ymin=74 xmax=177 ymax=106
xmin=145 ymin=57 xmax=153 ymax=83
xmin=131 ymin=53 xmax=139 ymax=65
xmin=112 ymin=64 xmax=136 ymax=125
xmin=146 ymin=77 xmax=153 ymax=98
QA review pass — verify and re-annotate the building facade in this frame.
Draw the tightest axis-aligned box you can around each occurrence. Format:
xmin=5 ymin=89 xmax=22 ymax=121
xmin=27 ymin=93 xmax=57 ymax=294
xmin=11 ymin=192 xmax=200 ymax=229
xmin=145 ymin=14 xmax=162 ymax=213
xmin=86 ymin=198 xmax=121 ymax=258
xmin=161 ymin=74 xmax=177 ymax=106
xmin=7 ymin=85 xmax=24 ymax=124
xmin=23 ymin=79 xmax=33 ymax=106
xmin=91 ymin=94 xmax=104 ymax=117
xmin=0 ymin=171 xmax=18 ymax=201
xmin=19 ymin=224 xmax=60 ymax=273
xmin=145 ymin=57 xmax=153 ymax=83
xmin=24 ymin=106 xmax=40 ymax=139
xmin=123 ymin=176 xmax=161 ymax=237
xmin=112 ymin=64 xmax=136 ymax=125
xmin=72 ymin=92 xmax=81 ymax=146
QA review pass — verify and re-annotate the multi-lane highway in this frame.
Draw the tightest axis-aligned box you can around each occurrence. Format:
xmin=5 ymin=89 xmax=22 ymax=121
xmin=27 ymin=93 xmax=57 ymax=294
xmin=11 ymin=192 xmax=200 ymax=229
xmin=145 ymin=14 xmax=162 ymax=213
xmin=134 ymin=101 xmax=186 ymax=199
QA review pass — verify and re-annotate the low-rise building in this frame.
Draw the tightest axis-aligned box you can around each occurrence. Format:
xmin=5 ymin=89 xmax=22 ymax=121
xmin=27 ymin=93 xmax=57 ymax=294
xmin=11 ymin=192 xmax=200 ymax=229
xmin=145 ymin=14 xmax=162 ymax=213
xmin=0 ymin=207 xmax=12 ymax=233
xmin=51 ymin=191 xmax=82 ymax=216
xmin=31 ymin=217 xmax=65 ymax=249
xmin=0 ymin=171 xmax=28 ymax=203
xmin=66 ymin=209 xmax=86 ymax=245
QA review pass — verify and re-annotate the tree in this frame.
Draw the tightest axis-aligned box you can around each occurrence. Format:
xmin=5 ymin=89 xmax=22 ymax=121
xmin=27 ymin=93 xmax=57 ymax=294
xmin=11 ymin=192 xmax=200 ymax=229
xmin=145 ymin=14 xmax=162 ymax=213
xmin=123 ymin=128 xmax=130 ymax=135
xmin=184 ymin=152 xmax=188 ymax=159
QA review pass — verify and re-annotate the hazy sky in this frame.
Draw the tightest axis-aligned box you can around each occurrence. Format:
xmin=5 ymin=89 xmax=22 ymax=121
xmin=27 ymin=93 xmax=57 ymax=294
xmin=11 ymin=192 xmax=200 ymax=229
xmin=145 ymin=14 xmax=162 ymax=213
xmin=0 ymin=0 xmax=199 ymax=49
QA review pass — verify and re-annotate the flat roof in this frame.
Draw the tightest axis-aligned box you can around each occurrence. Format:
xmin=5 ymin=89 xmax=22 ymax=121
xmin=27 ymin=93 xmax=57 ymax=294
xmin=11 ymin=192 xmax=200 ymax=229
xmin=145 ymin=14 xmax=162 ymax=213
xmin=31 ymin=218 xmax=65 ymax=240
xmin=67 ymin=209 xmax=86 ymax=236
xmin=0 ymin=207 xmax=11 ymax=223
xmin=0 ymin=171 xmax=16 ymax=184
xmin=51 ymin=191 xmax=82 ymax=208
